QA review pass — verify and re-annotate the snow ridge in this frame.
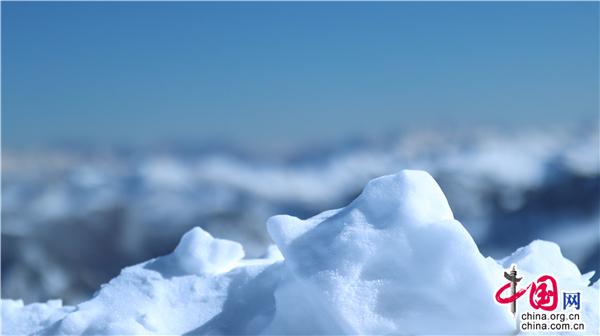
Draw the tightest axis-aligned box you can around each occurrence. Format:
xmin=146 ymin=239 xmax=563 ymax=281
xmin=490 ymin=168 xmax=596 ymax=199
xmin=2 ymin=170 xmax=598 ymax=335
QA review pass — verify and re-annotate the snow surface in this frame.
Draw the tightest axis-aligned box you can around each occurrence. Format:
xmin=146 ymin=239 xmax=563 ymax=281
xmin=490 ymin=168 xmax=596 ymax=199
xmin=2 ymin=170 xmax=598 ymax=335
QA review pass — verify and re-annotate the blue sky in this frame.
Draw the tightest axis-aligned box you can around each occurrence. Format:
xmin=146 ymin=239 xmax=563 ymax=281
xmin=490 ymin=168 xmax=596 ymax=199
xmin=2 ymin=2 xmax=598 ymax=149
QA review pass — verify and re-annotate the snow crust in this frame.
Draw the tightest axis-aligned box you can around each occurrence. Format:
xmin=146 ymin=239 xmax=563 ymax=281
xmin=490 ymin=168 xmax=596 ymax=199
xmin=2 ymin=170 xmax=598 ymax=335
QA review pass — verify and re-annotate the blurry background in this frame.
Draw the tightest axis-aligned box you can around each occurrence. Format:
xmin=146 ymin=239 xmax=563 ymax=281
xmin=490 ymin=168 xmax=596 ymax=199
xmin=2 ymin=2 xmax=598 ymax=304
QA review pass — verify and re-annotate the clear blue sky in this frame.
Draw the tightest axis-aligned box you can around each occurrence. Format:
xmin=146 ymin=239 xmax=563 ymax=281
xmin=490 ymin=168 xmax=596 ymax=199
xmin=2 ymin=2 xmax=598 ymax=149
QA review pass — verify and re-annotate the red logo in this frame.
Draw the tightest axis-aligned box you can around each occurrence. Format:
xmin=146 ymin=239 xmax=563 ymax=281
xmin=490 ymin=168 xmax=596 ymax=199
xmin=495 ymin=265 xmax=558 ymax=314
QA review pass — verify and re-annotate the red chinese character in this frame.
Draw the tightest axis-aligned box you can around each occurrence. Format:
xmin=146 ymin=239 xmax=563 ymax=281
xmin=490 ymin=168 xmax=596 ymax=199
xmin=494 ymin=269 xmax=559 ymax=313
xmin=529 ymin=275 xmax=558 ymax=311
xmin=494 ymin=282 xmax=529 ymax=304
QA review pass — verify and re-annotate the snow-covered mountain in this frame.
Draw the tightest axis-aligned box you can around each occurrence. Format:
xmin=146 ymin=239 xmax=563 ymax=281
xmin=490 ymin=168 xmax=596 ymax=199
xmin=2 ymin=126 xmax=598 ymax=304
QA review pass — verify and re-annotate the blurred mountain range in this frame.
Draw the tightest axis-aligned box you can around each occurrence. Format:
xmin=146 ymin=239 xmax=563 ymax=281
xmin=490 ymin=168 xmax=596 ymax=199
xmin=2 ymin=125 xmax=598 ymax=304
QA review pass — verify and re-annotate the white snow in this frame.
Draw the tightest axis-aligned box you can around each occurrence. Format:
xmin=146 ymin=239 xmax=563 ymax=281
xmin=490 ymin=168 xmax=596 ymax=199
xmin=172 ymin=227 xmax=245 ymax=275
xmin=2 ymin=170 xmax=598 ymax=335
xmin=266 ymin=171 xmax=513 ymax=334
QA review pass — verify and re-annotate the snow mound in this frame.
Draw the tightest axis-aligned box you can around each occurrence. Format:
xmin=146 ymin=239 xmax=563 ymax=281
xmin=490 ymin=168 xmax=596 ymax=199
xmin=2 ymin=231 xmax=279 ymax=335
xmin=2 ymin=170 xmax=598 ymax=335
xmin=267 ymin=170 xmax=512 ymax=334
xmin=500 ymin=240 xmax=589 ymax=286
xmin=172 ymin=227 xmax=245 ymax=275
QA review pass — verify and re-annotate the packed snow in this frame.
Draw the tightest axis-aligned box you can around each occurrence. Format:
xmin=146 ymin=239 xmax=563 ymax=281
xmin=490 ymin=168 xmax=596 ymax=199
xmin=2 ymin=170 xmax=598 ymax=335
